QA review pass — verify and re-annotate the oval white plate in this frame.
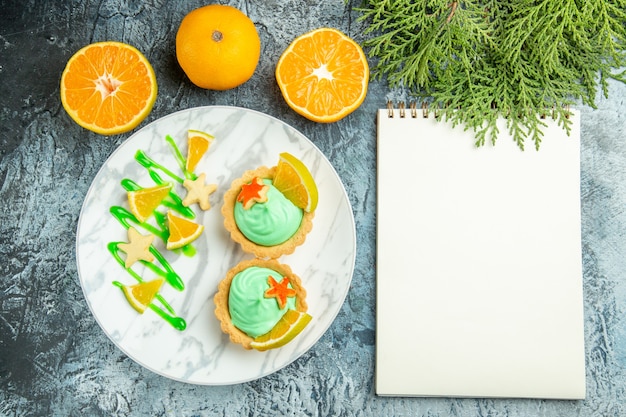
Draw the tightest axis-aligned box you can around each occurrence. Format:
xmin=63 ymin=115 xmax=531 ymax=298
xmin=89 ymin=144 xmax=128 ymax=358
xmin=76 ymin=106 xmax=356 ymax=385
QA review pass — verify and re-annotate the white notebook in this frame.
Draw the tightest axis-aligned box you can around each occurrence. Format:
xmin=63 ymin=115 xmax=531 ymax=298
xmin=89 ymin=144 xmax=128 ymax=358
xmin=375 ymin=106 xmax=586 ymax=399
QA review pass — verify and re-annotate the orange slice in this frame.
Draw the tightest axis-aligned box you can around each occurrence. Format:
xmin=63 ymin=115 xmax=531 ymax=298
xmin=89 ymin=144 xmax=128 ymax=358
xmin=121 ymin=278 xmax=164 ymax=313
xmin=127 ymin=183 xmax=172 ymax=222
xmin=272 ymin=152 xmax=319 ymax=212
xmin=166 ymin=211 xmax=204 ymax=250
xmin=249 ymin=309 xmax=312 ymax=351
xmin=275 ymin=27 xmax=369 ymax=123
xmin=186 ymin=129 xmax=214 ymax=173
xmin=60 ymin=41 xmax=158 ymax=135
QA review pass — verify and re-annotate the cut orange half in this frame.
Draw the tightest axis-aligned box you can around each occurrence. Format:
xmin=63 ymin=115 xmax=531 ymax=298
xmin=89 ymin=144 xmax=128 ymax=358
xmin=275 ymin=28 xmax=369 ymax=123
xmin=60 ymin=41 xmax=158 ymax=135
xmin=186 ymin=129 xmax=214 ymax=173
xmin=249 ymin=309 xmax=312 ymax=351
xmin=121 ymin=278 xmax=164 ymax=313
xmin=272 ymin=152 xmax=319 ymax=212
xmin=127 ymin=183 xmax=172 ymax=222
xmin=166 ymin=211 xmax=204 ymax=250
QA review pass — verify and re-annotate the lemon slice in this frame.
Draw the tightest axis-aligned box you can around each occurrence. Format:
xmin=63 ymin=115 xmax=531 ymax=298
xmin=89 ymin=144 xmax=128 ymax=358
xmin=186 ymin=129 xmax=214 ymax=173
xmin=272 ymin=152 xmax=319 ymax=212
xmin=121 ymin=279 xmax=164 ymax=313
xmin=127 ymin=183 xmax=172 ymax=222
xmin=166 ymin=211 xmax=204 ymax=250
xmin=249 ymin=309 xmax=312 ymax=351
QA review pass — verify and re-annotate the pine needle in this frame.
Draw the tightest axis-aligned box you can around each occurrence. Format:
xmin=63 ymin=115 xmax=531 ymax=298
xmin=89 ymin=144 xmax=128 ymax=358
xmin=357 ymin=0 xmax=626 ymax=149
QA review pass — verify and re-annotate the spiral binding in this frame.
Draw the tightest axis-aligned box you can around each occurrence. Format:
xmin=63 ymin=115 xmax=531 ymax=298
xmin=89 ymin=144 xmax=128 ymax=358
xmin=386 ymin=101 xmax=438 ymax=119
xmin=386 ymin=101 xmax=571 ymax=120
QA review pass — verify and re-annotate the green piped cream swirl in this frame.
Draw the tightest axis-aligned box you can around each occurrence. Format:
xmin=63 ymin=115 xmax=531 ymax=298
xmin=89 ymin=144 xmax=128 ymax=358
xmin=228 ymin=266 xmax=296 ymax=337
xmin=234 ymin=179 xmax=303 ymax=246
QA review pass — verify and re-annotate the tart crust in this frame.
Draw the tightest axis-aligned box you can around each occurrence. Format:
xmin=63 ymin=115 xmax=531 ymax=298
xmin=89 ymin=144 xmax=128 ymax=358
xmin=221 ymin=166 xmax=314 ymax=259
xmin=213 ymin=258 xmax=308 ymax=350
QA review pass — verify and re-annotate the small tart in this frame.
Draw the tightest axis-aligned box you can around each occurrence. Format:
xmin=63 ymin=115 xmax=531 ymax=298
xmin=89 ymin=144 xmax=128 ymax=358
xmin=214 ymin=258 xmax=308 ymax=350
xmin=221 ymin=166 xmax=314 ymax=259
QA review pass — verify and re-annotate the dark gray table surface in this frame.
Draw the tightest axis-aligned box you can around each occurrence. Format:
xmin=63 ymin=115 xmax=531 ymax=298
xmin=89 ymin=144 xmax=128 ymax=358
xmin=1 ymin=1 xmax=625 ymax=416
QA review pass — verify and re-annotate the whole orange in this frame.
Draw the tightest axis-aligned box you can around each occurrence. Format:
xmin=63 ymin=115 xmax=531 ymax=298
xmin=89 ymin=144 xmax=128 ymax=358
xmin=176 ymin=5 xmax=261 ymax=90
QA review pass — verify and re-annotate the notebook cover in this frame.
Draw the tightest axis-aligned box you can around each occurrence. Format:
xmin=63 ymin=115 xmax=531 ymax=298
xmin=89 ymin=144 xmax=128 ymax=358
xmin=375 ymin=109 xmax=585 ymax=398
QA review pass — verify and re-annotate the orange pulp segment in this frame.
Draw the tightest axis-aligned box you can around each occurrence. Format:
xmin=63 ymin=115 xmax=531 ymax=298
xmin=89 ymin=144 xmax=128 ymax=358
xmin=249 ymin=309 xmax=312 ymax=351
xmin=166 ymin=211 xmax=204 ymax=250
xmin=121 ymin=278 xmax=164 ymax=313
xmin=60 ymin=41 xmax=158 ymax=135
xmin=272 ymin=152 xmax=319 ymax=212
xmin=275 ymin=28 xmax=369 ymax=123
xmin=186 ymin=129 xmax=214 ymax=173
xmin=127 ymin=183 xmax=172 ymax=222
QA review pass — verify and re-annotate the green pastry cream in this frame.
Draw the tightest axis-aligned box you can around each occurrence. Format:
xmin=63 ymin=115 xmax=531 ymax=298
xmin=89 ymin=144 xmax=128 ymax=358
xmin=228 ymin=266 xmax=296 ymax=337
xmin=234 ymin=179 xmax=303 ymax=246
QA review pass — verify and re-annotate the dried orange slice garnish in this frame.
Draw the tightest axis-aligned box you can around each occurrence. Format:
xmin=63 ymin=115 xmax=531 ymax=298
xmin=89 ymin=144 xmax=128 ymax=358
xmin=275 ymin=28 xmax=369 ymax=123
xmin=249 ymin=309 xmax=312 ymax=351
xmin=166 ymin=211 xmax=204 ymax=250
xmin=272 ymin=152 xmax=318 ymax=212
xmin=60 ymin=41 xmax=158 ymax=135
xmin=127 ymin=183 xmax=172 ymax=222
xmin=121 ymin=278 xmax=164 ymax=313
xmin=186 ymin=129 xmax=214 ymax=173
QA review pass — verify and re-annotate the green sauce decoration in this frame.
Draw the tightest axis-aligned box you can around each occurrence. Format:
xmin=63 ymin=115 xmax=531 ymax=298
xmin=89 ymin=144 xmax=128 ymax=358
xmin=107 ymin=132 xmax=213 ymax=330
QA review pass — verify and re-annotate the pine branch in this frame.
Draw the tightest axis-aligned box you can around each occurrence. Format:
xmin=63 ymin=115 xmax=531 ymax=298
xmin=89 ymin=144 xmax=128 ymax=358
xmin=357 ymin=0 xmax=626 ymax=149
